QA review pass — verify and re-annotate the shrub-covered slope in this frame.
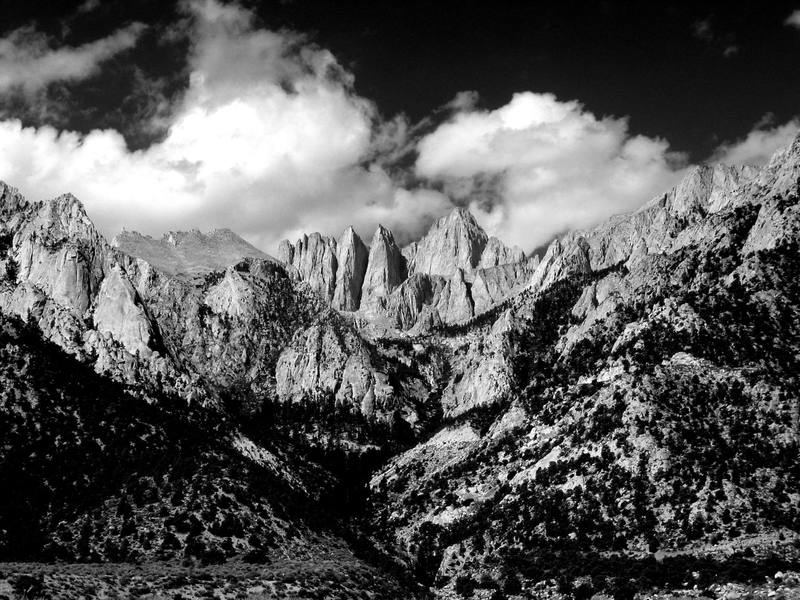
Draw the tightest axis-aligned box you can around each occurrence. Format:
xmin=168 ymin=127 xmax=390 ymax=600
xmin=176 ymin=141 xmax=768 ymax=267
xmin=0 ymin=312 xmax=421 ymax=598
xmin=365 ymin=159 xmax=800 ymax=597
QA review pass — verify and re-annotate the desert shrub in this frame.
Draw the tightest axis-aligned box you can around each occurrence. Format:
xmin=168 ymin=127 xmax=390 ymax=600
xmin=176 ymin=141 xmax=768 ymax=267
xmin=454 ymin=574 xmax=476 ymax=597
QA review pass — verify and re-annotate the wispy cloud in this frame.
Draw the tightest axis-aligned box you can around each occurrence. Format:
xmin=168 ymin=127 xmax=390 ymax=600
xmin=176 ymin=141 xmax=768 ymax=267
xmin=691 ymin=17 xmax=739 ymax=58
xmin=77 ymin=0 xmax=102 ymax=13
xmin=692 ymin=19 xmax=714 ymax=42
xmin=0 ymin=23 xmax=145 ymax=95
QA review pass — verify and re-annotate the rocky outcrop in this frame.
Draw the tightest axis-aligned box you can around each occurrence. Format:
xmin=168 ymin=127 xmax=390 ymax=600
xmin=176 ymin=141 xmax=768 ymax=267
xmin=93 ymin=263 xmax=155 ymax=357
xmin=275 ymin=208 xmax=536 ymax=330
xmin=275 ymin=321 xmax=386 ymax=415
xmin=478 ymin=236 xmax=525 ymax=269
xmin=434 ymin=268 xmax=474 ymax=324
xmin=471 ymin=256 xmax=540 ymax=314
xmin=203 ymin=266 xmax=259 ymax=318
xmin=14 ymin=193 xmax=106 ymax=314
xmin=0 ymin=187 xmax=190 ymax=394
xmin=0 ymin=189 xmax=108 ymax=359
xmin=383 ymin=274 xmax=444 ymax=331
xmin=526 ymin=163 xmax=761 ymax=297
xmin=755 ymin=130 xmax=800 ymax=199
xmin=277 ymin=239 xmax=293 ymax=265
xmin=360 ymin=225 xmax=406 ymax=307
xmin=439 ymin=309 xmax=516 ymax=418
xmin=113 ymin=228 xmax=274 ymax=279
xmin=332 ymin=226 xmax=368 ymax=311
xmin=121 ymin=256 xmax=324 ymax=402
xmin=407 ymin=208 xmax=488 ymax=277
xmin=665 ymin=164 xmax=751 ymax=216
xmin=280 ymin=233 xmax=338 ymax=302
xmin=529 ymin=236 xmax=591 ymax=292
xmin=742 ymin=196 xmax=800 ymax=254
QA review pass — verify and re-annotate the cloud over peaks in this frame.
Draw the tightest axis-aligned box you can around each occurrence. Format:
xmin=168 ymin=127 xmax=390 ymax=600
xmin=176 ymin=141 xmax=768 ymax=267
xmin=712 ymin=117 xmax=800 ymax=166
xmin=0 ymin=0 xmax=451 ymax=253
xmin=415 ymin=92 xmax=687 ymax=251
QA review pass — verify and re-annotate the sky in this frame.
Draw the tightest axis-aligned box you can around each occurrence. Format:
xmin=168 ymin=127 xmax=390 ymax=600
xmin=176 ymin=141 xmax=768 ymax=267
xmin=0 ymin=0 xmax=798 ymax=254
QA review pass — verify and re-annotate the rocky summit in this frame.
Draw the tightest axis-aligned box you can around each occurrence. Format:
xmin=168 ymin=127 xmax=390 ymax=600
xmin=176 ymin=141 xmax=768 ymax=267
xmin=277 ymin=206 xmax=535 ymax=332
xmin=0 ymin=132 xmax=799 ymax=599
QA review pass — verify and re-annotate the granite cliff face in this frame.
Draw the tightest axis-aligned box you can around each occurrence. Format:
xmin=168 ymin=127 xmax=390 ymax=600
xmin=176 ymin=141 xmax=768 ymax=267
xmin=0 ymin=185 xmax=165 ymax=378
xmin=332 ymin=226 xmax=368 ymax=311
xmin=277 ymin=206 xmax=534 ymax=330
xmin=360 ymin=224 xmax=407 ymax=307
xmin=523 ymin=156 xmax=797 ymax=298
xmin=406 ymin=208 xmax=487 ymax=277
xmin=0 ymin=183 xmax=328 ymax=406
xmin=0 ymin=181 xmax=434 ymax=426
xmin=278 ymin=232 xmax=338 ymax=301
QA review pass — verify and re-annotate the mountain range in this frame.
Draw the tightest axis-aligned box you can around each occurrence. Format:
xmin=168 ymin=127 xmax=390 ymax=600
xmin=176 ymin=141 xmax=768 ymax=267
xmin=0 ymin=132 xmax=798 ymax=598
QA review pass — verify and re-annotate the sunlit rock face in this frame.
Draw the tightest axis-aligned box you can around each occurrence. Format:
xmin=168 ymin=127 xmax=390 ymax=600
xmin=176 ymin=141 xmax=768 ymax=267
xmin=360 ymin=225 xmax=407 ymax=307
xmin=93 ymin=263 xmax=155 ymax=357
xmin=14 ymin=193 xmax=106 ymax=315
xmin=277 ymin=207 xmax=536 ymax=330
xmin=280 ymin=232 xmax=338 ymax=302
xmin=332 ymin=226 xmax=368 ymax=311
xmin=478 ymin=236 xmax=525 ymax=269
xmin=525 ymin=157 xmax=780 ymax=297
xmin=407 ymin=208 xmax=488 ymax=277
xmin=0 ymin=182 xmax=325 ymax=406
xmin=275 ymin=320 xmax=392 ymax=417
xmin=471 ymin=255 xmax=540 ymax=314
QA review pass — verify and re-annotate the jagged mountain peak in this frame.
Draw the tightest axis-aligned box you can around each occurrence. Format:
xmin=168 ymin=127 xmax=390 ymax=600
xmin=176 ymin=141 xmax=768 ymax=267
xmin=443 ymin=205 xmax=480 ymax=226
xmin=340 ymin=224 xmax=359 ymax=237
xmin=372 ymin=223 xmax=395 ymax=240
xmin=276 ymin=207 xmax=535 ymax=327
xmin=527 ymin=133 xmax=800 ymax=303
xmin=0 ymin=181 xmax=31 ymax=228
xmin=332 ymin=225 xmax=368 ymax=311
xmin=0 ymin=180 xmax=21 ymax=199
xmin=479 ymin=235 xmax=525 ymax=269
xmin=361 ymin=222 xmax=406 ymax=304
xmin=157 ymin=227 xmax=249 ymax=246
xmin=409 ymin=206 xmax=488 ymax=277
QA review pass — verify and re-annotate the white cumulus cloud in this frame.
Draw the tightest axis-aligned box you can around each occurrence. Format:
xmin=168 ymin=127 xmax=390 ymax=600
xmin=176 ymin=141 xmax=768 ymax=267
xmin=0 ymin=0 xmax=451 ymax=253
xmin=415 ymin=92 xmax=687 ymax=251
xmin=785 ymin=10 xmax=800 ymax=29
